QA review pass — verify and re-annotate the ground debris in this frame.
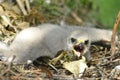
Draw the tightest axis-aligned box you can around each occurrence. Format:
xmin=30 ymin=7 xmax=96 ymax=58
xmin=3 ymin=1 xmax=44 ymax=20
xmin=0 ymin=1 xmax=120 ymax=80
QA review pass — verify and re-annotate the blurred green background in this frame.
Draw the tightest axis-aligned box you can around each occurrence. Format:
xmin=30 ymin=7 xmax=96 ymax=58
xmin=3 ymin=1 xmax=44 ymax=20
xmin=36 ymin=0 xmax=120 ymax=30
xmin=90 ymin=0 xmax=120 ymax=30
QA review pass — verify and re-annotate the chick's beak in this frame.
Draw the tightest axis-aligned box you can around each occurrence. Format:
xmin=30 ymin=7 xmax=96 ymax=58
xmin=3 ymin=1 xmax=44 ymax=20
xmin=73 ymin=40 xmax=85 ymax=57
xmin=74 ymin=43 xmax=85 ymax=53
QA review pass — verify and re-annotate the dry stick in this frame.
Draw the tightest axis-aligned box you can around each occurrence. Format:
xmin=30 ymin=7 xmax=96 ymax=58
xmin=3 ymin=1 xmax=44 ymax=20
xmin=70 ymin=11 xmax=83 ymax=24
xmin=1 ymin=15 xmax=18 ymax=32
xmin=25 ymin=0 xmax=31 ymax=13
xmin=111 ymin=11 xmax=120 ymax=56
xmin=0 ymin=6 xmax=18 ymax=32
xmin=16 ymin=0 xmax=28 ymax=15
xmin=95 ymin=65 xmax=108 ymax=76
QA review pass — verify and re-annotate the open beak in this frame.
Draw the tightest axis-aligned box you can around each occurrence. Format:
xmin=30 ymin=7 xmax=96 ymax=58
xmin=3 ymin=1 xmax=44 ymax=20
xmin=73 ymin=43 xmax=85 ymax=57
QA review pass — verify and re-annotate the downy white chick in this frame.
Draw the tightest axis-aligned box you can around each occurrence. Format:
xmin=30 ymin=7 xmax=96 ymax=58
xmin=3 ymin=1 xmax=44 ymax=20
xmin=0 ymin=23 xmax=117 ymax=64
xmin=67 ymin=30 xmax=91 ymax=60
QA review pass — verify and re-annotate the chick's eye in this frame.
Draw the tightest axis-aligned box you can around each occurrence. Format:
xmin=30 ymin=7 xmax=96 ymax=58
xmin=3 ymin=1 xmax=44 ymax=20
xmin=70 ymin=37 xmax=77 ymax=43
xmin=85 ymin=40 xmax=89 ymax=44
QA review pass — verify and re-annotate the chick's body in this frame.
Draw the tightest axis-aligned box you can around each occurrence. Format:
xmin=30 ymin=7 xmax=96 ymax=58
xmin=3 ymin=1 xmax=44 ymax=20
xmin=0 ymin=24 xmax=115 ymax=64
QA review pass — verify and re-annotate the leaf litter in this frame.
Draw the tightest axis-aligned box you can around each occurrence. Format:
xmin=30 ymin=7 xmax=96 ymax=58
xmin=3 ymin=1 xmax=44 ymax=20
xmin=0 ymin=0 xmax=120 ymax=80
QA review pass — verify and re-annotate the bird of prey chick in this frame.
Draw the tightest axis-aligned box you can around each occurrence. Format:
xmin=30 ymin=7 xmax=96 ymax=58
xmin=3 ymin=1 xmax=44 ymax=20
xmin=0 ymin=23 xmax=117 ymax=64
xmin=67 ymin=30 xmax=91 ymax=60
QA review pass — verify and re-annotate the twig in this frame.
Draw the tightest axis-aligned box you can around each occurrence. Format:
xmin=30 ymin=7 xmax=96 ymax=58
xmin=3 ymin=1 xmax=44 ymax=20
xmin=91 ymin=56 xmax=111 ymax=61
xmin=0 ymin=55 xmax=16 ymax=76
xmin=0 ymin=6 xmax=18 ymax=32
xmin=53 ymin=74 xmax=75 ymax=80
xmin=95 ymin=65 xmax=108 ymax=76
xmin=1 ymin=15 xmax=17 ymax=32
xmin=70 ymin=11 xmax=83 ymax=24
xmin=25 ymin=0 xmax=31 ymax=13
xmin=60 ymin=5 xmax=83 ymax=24
xmin=16 ymin=0 xmax=28 ymax=15
xmin=48 ymin=63 xmax=58 ymax=73
xmin=111 ymin=11 xmax=120 ymax=56
xmin=40 ymin=66 xmax=53 ymax=79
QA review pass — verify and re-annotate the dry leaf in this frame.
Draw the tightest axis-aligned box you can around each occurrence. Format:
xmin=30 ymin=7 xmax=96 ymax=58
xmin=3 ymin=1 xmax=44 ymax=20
xmin=63 ymin=56 xmax=88 ymax=77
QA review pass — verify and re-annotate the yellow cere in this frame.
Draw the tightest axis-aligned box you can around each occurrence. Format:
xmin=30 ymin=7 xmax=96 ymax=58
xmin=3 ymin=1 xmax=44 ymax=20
xmin=76 ymin=39 xmax=84 ymax=45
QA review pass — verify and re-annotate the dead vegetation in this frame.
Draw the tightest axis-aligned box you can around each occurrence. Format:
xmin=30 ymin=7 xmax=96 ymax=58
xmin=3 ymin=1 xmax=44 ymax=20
xmin=0 ymin=0 xmax=120 ymax=80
